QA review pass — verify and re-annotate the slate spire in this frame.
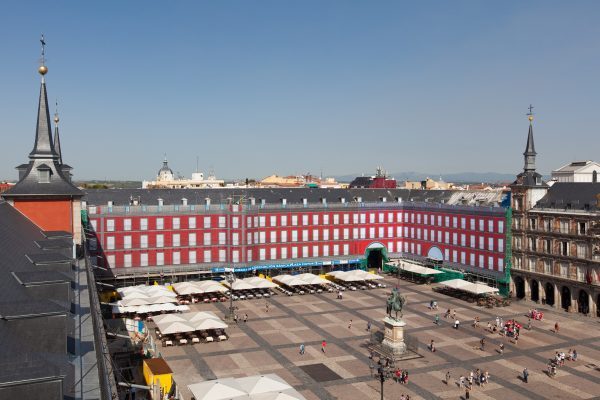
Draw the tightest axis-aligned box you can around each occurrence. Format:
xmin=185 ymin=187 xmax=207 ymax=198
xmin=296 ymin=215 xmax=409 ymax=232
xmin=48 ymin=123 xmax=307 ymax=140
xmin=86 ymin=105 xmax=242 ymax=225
xmin=29 ymin=35 xmax=58 ymax=160
xmin=53 ymin=103 xmax=63 ymax=165
xmin=523 ymin=105 xmax=536 ymax=172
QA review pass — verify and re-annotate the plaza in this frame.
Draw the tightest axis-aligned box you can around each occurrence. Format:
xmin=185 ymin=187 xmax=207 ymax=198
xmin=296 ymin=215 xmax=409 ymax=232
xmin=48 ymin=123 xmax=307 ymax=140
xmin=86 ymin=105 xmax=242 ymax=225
xmin=151 ymin=276 xmax=600 ymax=400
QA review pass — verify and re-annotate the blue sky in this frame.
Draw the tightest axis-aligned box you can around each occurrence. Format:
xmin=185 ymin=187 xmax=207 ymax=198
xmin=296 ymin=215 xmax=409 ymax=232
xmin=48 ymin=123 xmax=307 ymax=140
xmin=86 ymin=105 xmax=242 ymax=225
xmin=1 ymin=1 xmax=599 ymax=181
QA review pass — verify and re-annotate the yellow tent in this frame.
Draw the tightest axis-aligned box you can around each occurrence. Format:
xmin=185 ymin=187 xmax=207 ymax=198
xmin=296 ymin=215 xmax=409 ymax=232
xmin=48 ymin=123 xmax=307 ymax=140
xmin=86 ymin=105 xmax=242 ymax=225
xmin=143 ymin=358 xmax=173 ymax=395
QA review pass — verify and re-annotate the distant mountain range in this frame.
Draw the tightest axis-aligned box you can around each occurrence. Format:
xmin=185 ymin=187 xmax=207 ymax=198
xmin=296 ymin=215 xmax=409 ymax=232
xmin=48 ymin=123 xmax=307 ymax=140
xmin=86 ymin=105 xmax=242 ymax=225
xmin=334 ymin=171 xmax=517 ymax=184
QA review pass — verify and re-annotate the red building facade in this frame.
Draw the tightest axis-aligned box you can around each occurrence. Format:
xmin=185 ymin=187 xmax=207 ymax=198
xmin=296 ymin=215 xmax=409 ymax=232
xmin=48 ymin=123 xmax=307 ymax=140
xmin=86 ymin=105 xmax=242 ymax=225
xmin=85 ymin=192 xmax=508 ymax=279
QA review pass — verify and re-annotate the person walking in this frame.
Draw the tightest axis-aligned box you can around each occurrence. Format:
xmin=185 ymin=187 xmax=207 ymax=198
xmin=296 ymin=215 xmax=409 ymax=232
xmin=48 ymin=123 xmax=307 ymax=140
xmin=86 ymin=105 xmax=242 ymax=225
xmin=454 ymin=319 xmax=460 ymax=329
xmin=243 ymin=313 xmax=248 ymax=323
xmin=435 ymin=314 xmax=440 ymax=325
xmin=523 ymin=368 xmax=529 ymax=383
xmin=499 ymin=343 xmax=504 ymax=355
xmin=367 ymin=321 xmax=371 ymax=332
xmin=234 ymin=314 xmax=238 ymax=324
xmin=445 ymin=371 xmax=451 ymax=385
xmin=465 ymin=386 xmax=470 ymax=399
xmin=554 ymin=322 xmax=559 ymax=333
xmin=321 ymin=340 xmax=327 ymax=353
xmin=299 ymin=343 xmax=305 ymax=355
xmin=265 ymin=302 xmax=269 ymax=313
xmin=480 ymin=337 xmax=486 ymax=351
xmin=348 ymin=319 xmax=352 ymax=329
xmin=430 ymin=340 xmax=436 ymax=352
xmin=452 ymin=310 xmax=456 ymax=320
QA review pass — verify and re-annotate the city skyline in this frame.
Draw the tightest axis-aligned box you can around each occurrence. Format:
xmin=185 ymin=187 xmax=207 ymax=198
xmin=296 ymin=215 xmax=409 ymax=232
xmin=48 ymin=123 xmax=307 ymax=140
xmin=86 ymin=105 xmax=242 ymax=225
xmin=1 ymin=1 xmax=600 ymax=181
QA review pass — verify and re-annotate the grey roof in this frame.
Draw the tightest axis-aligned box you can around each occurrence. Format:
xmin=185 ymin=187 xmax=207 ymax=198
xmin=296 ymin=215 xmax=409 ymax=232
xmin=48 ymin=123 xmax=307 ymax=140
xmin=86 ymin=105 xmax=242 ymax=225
xmin=158 ymin=158 xmax=173 ymax=175
xmin=54 ymin=124 xmax=63 ymax=165
xmin=26 ymin=252 xmax=72 ymax=265
xmin=83 ymin=187 xmax=505 ymax=208
xmin=535 ymin=182 xmax=600 ymax=211
xmin=2 ymin=79 xmax=82 ymax=199
xmin=524 ymin=123 xmax=536 ymax=156
xmin=42 ymin=230 xmax=72 ymax=239
xmin=12 ymin=270 xmax=71 ymax=286
xmin=35 ymin=238 xmax=72 ymax=250
xmin=0 ymin=201 xmax=74 ymax=385
xmin=513 ymin=171 xmax=547 ymax=188
xmin=349 ymin=176 xmax=373 ymax=188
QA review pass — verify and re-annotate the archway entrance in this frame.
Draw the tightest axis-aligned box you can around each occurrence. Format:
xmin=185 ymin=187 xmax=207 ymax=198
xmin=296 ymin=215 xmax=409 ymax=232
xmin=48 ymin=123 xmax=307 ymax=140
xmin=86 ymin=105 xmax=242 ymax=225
xmin=561 ymin=286 xmax=571 ymax=311
xmin=578 ymin=290 xmax=589 ymax=314
xmin=544 ymin=283 xmax=555 ymax=306
xmin=514 ymin=276 xmax=525 ymax=299
xmin=531 ymin=280 xmax=540 ymax=302
xmin=364 ymin=242 xmax=388 ymax=270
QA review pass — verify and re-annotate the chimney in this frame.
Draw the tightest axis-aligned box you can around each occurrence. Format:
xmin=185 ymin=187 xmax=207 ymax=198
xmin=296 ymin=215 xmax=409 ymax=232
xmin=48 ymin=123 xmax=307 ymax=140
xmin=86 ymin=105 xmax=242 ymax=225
xmin=205 ymin=198 xmax=211 ymax=207
xmin=302 ymin=198 xmax=308 ymax=207
xmin=182 ymin=198 xmax=188 ymax=206
xmin=357 ymin=196 xmax=362 ymax=203
xmin=107 ymin=200 xmax=113 ymax=207
xmin=380 ymin=197 xmax=387 ymax=202
xmin=339 ymin=197 xmax=346 ymax=204
xmin=249 ymin=197 xmax=256 ymax=206
xmin=260 ymin=198 xmax=266 ymax=207
xmin=321 ymin=198 xmax=327 ymax=206
xmin=158 ymin=198 xmax=164 ymax=207
xmin=281 ymin=198 xmax=287 ymax=207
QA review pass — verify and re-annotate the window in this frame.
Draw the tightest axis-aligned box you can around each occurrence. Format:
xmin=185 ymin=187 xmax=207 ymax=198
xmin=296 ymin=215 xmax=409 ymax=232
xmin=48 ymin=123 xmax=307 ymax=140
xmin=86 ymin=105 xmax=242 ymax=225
xmin=219 ymin=216 xmax=226 ymax=228
xmin=123 ymin=254 xmax=132 ymax=268
xmin=360 ymin=214 xmax=366 ymax=224
xmin=387 ymin=227 xmax=393 ymax=238
xmin=291 ymin=247 xmax=298 ymax=258
xmin=498 ymin=239 xmax=504 ymax=252
xmin=302 ymin=230 xmax=309 ymax=241
xmin=543 ymin=260 xmax=551 ymax=274
xmin=140 ymin=235 xmax=148 ymax=248
xmin=322 ymin=245 xmax=329 ymax=257
xmin=312 ymin=245 xmax=319 ymax=257
xmin=106 ymin=236 xmax=115 ymax=250
xmin=578 ymin=222 xmax=587 ymax=235
xmin=479 ymin=255 xmax=484 ymax=267
xmin=189 ymin=233 xmax=196 ymax=246
xmin=270 ymin=248 xmax=277 ymax=260
xmin=560 ymin=262 xmax=568 ymax=277
xmin=302 ymin=246 xmax=309 ymax=258
xmin=453 ymin=250 xmax=457 ymax=262
xmin=312 ymin=230 xmax=319 ymax=241
xmin=370 ymin=227 xmax=376 ymax=238
xmin=292 ymin=230 xmax=298 ymax=241
xmin=188 ymin=250 xmax=196 ymax=263
xmin=270 ymin=216 xmax=277 ymax=227
xmin=452 ymin=233 xmax=457 ymax=245
xmin=369 ymin=213 xmax=376 ymax=223
xmin=461 ymin=234 xmax=466 ymax=247
xmin=141 ymin=253 xmax=149 ymax=267
xmin=379 ymin=227 xmax=385 ymax=238
xmin=219 ymin=250 xmax=226 ymax=262
xmin=344 ymin=228 xmax=350 ymax=240
xmin=479 ymin=219 xmax=484 ymax=231
xmin=453 ymin=217 xmax=457 ymax=228
xmin=232 ymin=233 xmax=239 ymax=246
xmin=445 ymin=232 xmax=449 ymax=244
xmin=360 ymin=228 xmax=366 ymax=239
xmin=437 ymin=231 xmax=442 ymax=243
xmin=577 ymin=265 xmax=585 ymax=281
xmin=323 ymin=229 xmax=330 ymax=240
xmin=302 ymin=215 xmax=309 ymax=225
xmin=529 ymin=218 xmax=536 ymax=230
xmin=470 ymin=253 xmax=475 ymax=266
xmin=559 ymin=220 xmax=569 ymax=234
xmin=204 ymin=217 xmax=211 ymax=228
xmin=124 ymin=219 xmax=132 ymax=231
xmin=381 ymin=213 xmax=386 ymax=223
xmin=333 ymin=244 xmax=339 ymax=256
xmin=561 ymin=241 xmax=569 ymax=256
xmin=247 ymin=249 xmax=252 ymax=262
xmin=156 ymin=218 xmax=164 ymax=230
xmin=173 ymin=233 xmax=180 ymax=247
xmin=259 ymin=216 xmax=266 ymax=227
xmin=140 ymin=218 xmax=148 ymax=230
xmin=189 ymin=217 xmax=196 ymax=229
xmin=173 ymin=251 xmax=181 ymax=265
xmin=479 ymin=237 xmax=484 ymax=250
xmin=281 ymin=215 xmax=288 ymax=226
xmin=343 ymin=244 xmax=349 ymax=255
xmin=488 ymin=237 xmax=494 ymax=251
xmin=498 ymin=220 xmax=504 ymax=233
xmin=461 ymin=218 xmax=466 ymax=229
xmin=107 ymin=219 xmax=115 ymax=232
xmin=292 ymin=215 xmax=298 ymax=226
xmin=173 ymin=217 xmax=180 ymax=229
xmin=498 ymin=258 xmax=504 ymax=272
xmin=577 ymin=243 xmax=587 ymax=258
xmin=397 ymin=212 xmax=402 ymax=223
xmin=259 ymin=232 xmax=266 ymax=244
xmin=156 ymin=234 xmax=164 ymax=248
xmin=313 ymin=214 xmax=319 ymax=225
xmin=203 ymin=250 xmax=211 ymax=263
xmin=204 ymin=232 xmax=211 ymax=245
xmin=445 ymin=216 xmax=450 ymax=227
xmin=124 ymin=236 xmax=132 ymax=249
xmin=488 ymin=220 xmax=494 ymax=232
xmin=281 ymin=231 xmax=288 ymax=242
xmin=333 ymin=214 xmax=339 ymax=224
xmin=157 ymin=252 xmax=164 ymax=266
xmin=271 ymin=231 xmax=277 ymax=243
xmin=470 ymin=218 xmax=475 ymax=230
xmin=424 ymin=229 xmax=428 ymax=241
xmin=281 ymin=247 xmax=288 ymax=259
xmin=488 ymin=256 xmax=494 ymax=269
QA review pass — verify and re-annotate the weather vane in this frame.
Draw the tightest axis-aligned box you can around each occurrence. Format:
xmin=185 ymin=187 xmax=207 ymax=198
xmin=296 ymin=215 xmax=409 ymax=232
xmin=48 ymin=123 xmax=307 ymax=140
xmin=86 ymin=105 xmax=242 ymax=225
xmin=527 ymin=104 xmax=534 ymax=122
xmin=40 ymin=34 xmax=46 ymax=65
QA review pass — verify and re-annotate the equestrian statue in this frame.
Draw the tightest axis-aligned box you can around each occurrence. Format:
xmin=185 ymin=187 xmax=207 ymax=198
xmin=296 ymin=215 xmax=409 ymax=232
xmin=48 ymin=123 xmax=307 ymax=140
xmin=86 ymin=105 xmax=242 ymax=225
xmin=386 ymin=288 xmax=406 ymax=320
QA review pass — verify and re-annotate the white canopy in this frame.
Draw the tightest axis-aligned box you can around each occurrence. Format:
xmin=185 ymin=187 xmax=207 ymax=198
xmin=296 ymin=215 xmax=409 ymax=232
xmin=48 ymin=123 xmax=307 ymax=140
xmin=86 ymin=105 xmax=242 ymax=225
xmin=188 ymin=374 xmax=306 ymax=400
xmin=160 ymin=321 xmax=196 ymax=335
xmin=173 ymin=281 xmax=228 ymax=295
xmin=441 ymin=279 xmax=499 ymax=295
xmin=272 ymin=275 xmax=307 ymax=287
xmin=193 ymin=318 xmax=229 ymax=331
xmin=224 ymin=280 xmax=255 ymax=291
xmin=153 ymin=313 xmax=186 ymax=325
xmin=293 ymin=273 xmax=330 ymax=285
xmin=187 ymin=311 xmax=220 ymax=321
xmin=326 ymin=270 xmax=384 ymax=282
xmin=393 ymin=261 xmax=443 ymax=276
xmin=237 ymin=374 xmax=292 ymax=395
xmin=242 ymin=277 xmax=279 ymax=289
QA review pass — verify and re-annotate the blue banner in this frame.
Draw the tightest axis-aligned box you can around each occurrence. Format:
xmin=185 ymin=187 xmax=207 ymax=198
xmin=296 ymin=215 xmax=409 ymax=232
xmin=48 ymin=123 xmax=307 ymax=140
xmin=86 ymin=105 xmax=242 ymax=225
xmin=211 ymin=258 xmax=361 ymax=273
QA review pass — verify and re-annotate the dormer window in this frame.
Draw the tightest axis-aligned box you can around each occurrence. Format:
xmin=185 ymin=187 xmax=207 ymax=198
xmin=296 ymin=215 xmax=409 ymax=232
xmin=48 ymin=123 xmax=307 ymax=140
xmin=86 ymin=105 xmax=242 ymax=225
xmin=36 ymin=164 xmax=52 ymax=183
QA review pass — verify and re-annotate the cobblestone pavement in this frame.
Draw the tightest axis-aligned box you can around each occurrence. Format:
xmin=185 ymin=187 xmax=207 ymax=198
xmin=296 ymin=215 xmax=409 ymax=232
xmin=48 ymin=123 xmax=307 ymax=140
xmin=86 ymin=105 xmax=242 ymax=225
xmin=156 ymin=277 xmax=600 ymax=400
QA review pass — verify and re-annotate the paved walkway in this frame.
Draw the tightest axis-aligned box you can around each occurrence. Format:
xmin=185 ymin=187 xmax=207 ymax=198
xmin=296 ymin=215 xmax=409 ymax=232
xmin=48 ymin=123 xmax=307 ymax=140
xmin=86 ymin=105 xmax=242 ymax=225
xmin=157 ymin=277 xmax=600 ymax=400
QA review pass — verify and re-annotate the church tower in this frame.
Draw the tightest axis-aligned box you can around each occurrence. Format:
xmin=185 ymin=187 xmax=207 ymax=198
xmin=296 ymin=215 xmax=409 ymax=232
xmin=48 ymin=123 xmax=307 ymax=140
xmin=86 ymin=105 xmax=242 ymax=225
xmin=2 ymin=36 xmax=83 ymax=244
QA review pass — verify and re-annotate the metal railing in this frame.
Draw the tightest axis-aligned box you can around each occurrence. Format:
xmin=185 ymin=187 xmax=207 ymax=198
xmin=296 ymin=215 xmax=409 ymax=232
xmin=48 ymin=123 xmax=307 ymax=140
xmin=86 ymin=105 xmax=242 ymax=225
xmin=85 ymin=248 xmax=119 ymax=399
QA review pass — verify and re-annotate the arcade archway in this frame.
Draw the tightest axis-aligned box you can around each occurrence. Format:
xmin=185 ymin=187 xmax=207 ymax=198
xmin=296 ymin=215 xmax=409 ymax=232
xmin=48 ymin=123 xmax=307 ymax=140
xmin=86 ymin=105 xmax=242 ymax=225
xmin=364 ymin=242 xmax=388 ymax=270
xmin=514 ymin=276 xmax=525 ymax=299
xmin=544 ymin=282 xmax=555 ymax=306
xmin=578 ymin=290 xmax=589 ymax=314
xmin=530 ymin=280 xmax=540 ymax=302
xmin=561 ymin=286 xmax=571 ymax=311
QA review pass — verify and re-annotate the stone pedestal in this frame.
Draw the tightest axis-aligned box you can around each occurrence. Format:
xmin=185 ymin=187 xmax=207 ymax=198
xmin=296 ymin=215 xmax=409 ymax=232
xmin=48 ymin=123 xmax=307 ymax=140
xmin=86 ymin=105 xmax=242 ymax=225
xmin=381 ymin=317 xmax=407 ymax=355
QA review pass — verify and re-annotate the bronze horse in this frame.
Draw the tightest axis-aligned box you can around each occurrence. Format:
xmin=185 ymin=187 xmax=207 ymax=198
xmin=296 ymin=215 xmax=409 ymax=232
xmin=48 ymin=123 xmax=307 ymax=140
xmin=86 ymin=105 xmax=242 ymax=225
xmin=386 ymin=288 xmax=406 ymax=320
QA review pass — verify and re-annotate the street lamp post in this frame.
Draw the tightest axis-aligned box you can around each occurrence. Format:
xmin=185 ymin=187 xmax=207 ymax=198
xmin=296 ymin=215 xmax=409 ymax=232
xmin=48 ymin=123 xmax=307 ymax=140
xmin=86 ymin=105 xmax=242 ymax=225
xmin=377 ymin=365 xmax=385 ymax=400
xmin=225 ymin=269 xmax=236 ymax=321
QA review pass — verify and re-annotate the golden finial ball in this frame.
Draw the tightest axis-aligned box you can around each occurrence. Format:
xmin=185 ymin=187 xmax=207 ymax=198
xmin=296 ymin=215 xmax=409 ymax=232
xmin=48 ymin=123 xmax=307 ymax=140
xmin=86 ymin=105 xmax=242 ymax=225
xmin=528 ymin=115 xmax=534 ymax=122
xmin=38 ymin=65 xmax=48 ymax=75
xmin=54 ymin=114 xmax=59 ymax=124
